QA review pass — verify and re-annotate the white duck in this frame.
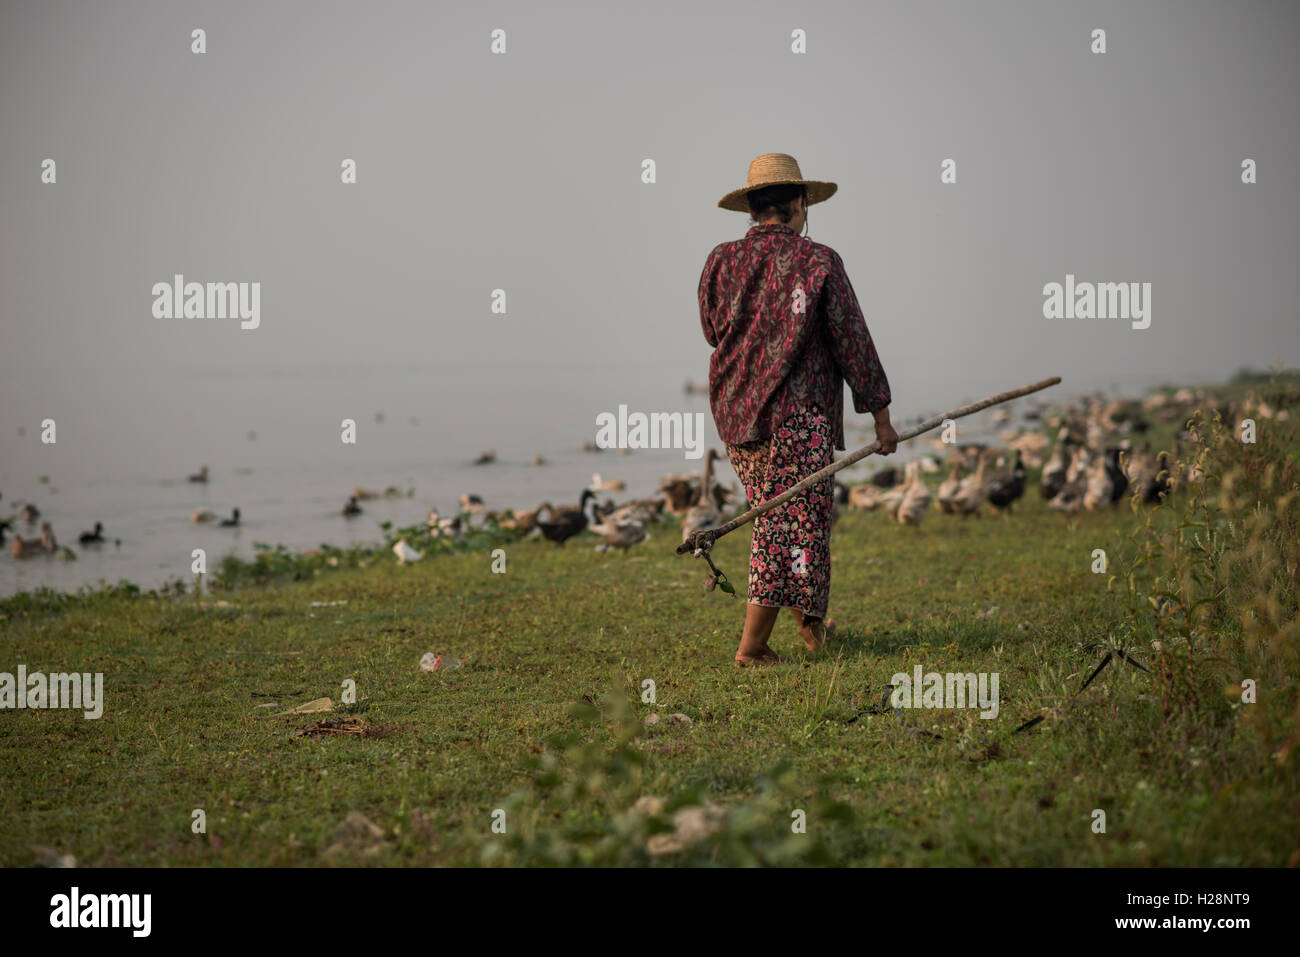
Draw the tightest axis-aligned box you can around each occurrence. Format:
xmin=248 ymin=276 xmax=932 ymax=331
xmin=589 ymin=473 xmax=627 ymax=492
xmin=1082 ymin=453 xmax=1115 ymax=512
xmin=949 ymin=451 xmax=990 ymax=516
xmin=895 ymin=461 xmax=932 ymax=526
xmin=879 ymin=478 xmax=909 ymax=515
xmin=936 ymin=460 xmax=964 ymax=514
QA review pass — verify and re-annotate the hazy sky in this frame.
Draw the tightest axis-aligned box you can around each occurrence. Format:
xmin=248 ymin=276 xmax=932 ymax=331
xmin=2 ymin=0 xmax=1297 ymax=408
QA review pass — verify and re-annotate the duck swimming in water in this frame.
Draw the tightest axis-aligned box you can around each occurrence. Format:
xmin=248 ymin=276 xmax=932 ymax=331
xmin=11 ymin=521 xmax=55 ymax=558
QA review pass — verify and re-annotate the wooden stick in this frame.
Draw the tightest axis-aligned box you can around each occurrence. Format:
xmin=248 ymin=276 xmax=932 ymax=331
xmin=677 ymin=375 xmax=1062 ymax=555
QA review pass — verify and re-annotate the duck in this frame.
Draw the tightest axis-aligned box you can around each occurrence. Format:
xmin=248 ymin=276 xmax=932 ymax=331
xmin=870 ymin=467 xmax=899 ymax=489
xmin=498 ymin=504 xmax=546 ymax=534
xmin=474 ymin=450 xmax=496 ymax=466
xmin=1049 ymin=448 xmax=1090 ymax=514
xmin=582 ymin=440 xmax=602 ymax=453
xmin=1006 ymin=431 xmax=1050 ymax=469
xmin=342 ymin=496 xmax=362 ymax=517
xmin=188 ymin=465 xmax=209 ymax=484
xmin=459 ymin=493 xmax=486 ymax=514
xmin=949 ymin=451 xmax=990 ymax=516
xmin=19 ymin=503 xmax=40 ymax=523
xmin=589 ymin=473 xmax=627 ymax=493
xmin=1104 ymin=447 xmax=1129 ymax=504
xmin=987 ymin=451 xmax=1026 ymax=512
xmin=78 ymin=521 xmax=105 ymax=544
xmin=895 ymin=461 xmax=932 ymax=525
xmin=191 ymin=509 xmax=216 ymax=523
xmin=1124 ymin=444 xmax=1158 ymax=493
xmin=588 ymin=505 xmax=650 ymax=551
xmin=536 ymin=489 xmax=596 ymax=546
xmin=847 ymin=483 xmax=883 ymax=510
xmin=11 ymin=521 xmax=56 ymax=558
xmin=427 ymin=508 xmax=462 ymax=538
xmin=531 ymin=455 xmax=547 ymax=466
xmin=603 ymin=497 xmax=666 ymax=526
xmin=1040 ymin=435 xmax=1072 ymax=500
xmin=957 ymin=443 xmax=989 ymax=470
xmin=219 ymin=508 xmax=241 ymax=527
xmin=879 ymin=480 xmax=909 ymax=515
xmin=710 ymin=480 xmax=739 ymax=512
xmin=1082 ymin=453 xmax=1115 ymax=511
xmin=681 ymin=450 xmax=722 ymax=544
xmin=936 ymin=461 xmax=965 ymax=514
xmin=658 ymin=474 xmax=695 ymax=516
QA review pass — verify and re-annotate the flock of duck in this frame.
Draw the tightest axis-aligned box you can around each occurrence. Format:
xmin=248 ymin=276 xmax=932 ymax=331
xmin=842 ymin=386 xmax=1273 ymax=526
xmin=1 ymin=498 xmax=115 ymax=559
xmin=2 ymin=463 xmax=237 ymax=562
xmin=387 ymin=449 xmax=741 ymax=562
xmin=384 ymin=387 xmax=1197 ymax=561
xmin=8 ymin=385 xmax=1276 ymax=568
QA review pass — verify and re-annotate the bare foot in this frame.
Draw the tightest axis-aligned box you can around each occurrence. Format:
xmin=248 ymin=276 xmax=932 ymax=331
xmin=800 ymin=617 xmax=836 ymax=651
xmin=734 ymin=646 xmax=788 ymax=665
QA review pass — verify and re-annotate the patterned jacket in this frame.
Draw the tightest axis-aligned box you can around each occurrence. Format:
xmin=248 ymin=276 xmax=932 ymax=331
xmin=698 ymin=222 xmax=891 ymax=450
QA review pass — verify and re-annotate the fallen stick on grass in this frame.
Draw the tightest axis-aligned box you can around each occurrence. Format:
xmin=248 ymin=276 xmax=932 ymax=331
xmin=677 ymin=375 xmax=1063 ymax=558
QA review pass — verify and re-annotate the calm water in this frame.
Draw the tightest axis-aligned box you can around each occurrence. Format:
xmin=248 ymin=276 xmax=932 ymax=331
xmin=0 ymin=360 xmax=1161 ymax=597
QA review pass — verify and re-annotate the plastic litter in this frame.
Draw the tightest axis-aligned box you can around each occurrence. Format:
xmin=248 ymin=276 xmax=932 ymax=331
xmin=419 ymin=652 xmax=467 ymax=673
xmin=392 ymin=540 xmax=423 ymax=564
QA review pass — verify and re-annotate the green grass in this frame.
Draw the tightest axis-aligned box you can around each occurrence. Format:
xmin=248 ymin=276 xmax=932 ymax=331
xmin=2 ymin=488 xmax=1291 ymax=866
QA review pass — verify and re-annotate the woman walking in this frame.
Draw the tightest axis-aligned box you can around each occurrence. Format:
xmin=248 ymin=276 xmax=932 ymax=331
xmin=698 ymin=154 xmax=897 ymax=664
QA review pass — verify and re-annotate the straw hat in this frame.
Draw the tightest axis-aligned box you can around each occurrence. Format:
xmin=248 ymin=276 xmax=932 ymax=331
xmin=717 ymin=153 xmax=837 ymax=212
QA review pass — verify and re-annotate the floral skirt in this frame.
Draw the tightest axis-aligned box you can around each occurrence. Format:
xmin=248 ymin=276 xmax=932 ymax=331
xmin=724 ymin=407 xmax=834 ymax=619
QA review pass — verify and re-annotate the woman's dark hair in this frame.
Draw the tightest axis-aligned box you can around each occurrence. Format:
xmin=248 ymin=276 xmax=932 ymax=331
xmin=747 ymin=183 xmax=806 ymax=224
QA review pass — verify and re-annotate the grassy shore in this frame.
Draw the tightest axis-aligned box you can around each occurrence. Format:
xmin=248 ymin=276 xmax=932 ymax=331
xmin=3 ymin=375 xmax=1297 ymax=866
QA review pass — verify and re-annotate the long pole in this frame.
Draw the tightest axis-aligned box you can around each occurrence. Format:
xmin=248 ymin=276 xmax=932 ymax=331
xmin=677 ymin=375 xmax=1062 ymax=555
